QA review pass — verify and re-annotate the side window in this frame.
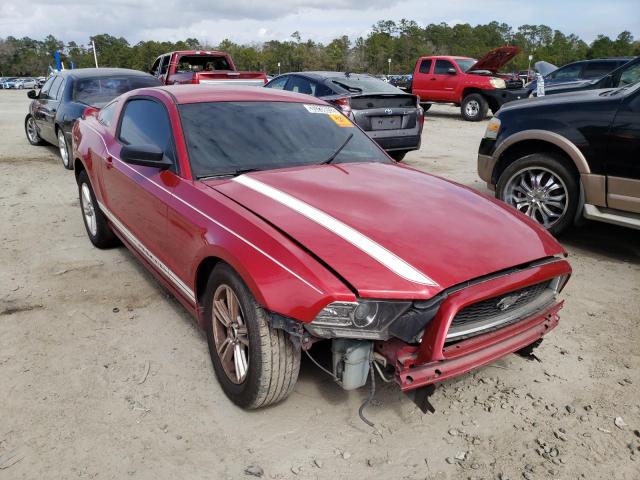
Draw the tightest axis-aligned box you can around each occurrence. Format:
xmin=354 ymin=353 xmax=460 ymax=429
xmin=150 ymin=58 xmax=161 ymax=76
xmin=549 ymin=63 xmax=582 ymax=80
xmin=266 ymin=76 xmax=289 ymax=90
xmin=39 ymin=76 xmax=55 ymax=97
xmin=434 ymin=59 xmax=455 ymax=75
xmin=118 ymin=99 xmax=175 ymax=163
xmin=618 ymin=63 xmax=640 ymax=87
xmin=286 ymin=76 xmax=314 ymax=95
xmin=582 ymin=62 xmax=615 ymax=79
xmin=419 ymin=59 xmax=432 ymax=74
xmin=53 ymin=78 xmax=66 ymax=100
xmin=160 ymin=56 xmax=170 ymax=75
xmin=97 ymin=101 xmax=118 ymax=126
xmin=46 ymin=77 xmax=63 ymax=100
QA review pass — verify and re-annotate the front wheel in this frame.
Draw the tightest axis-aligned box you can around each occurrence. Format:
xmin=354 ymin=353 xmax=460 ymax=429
xmin=25 ymin=115 xmax=44 ymax=146
xmin=204 ymin=263 xmax=300 ymax=409
xmin=496 ymin=153 xmax=579 ymax=236
xmin=57 ymin=128 xmax=73 ymax=170
xmin=461 ymin=94 xmax=488 ymax=121
xmin=77 ymin=170 xmax=118 ymax=248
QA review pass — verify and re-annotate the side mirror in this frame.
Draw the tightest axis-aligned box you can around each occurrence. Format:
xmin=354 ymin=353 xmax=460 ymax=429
xmin=27 ymin=90 xmax=38 ymax=99
xmin=120 ymin=144 xmax=172 ymax=169
xmin=447 ymin=68 xmax=457 ymax=75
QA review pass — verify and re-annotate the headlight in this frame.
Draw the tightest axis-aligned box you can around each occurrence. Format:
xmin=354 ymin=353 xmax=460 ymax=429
xmin=490 ymin=77 xmax=506 ymax=89
xmin=307 ymin=300 xmax=411 ymax=340
xmin=550 ymin=274 xmax=570 ymax=293
xmin=484 ymin=117 xmax=501 ymax=139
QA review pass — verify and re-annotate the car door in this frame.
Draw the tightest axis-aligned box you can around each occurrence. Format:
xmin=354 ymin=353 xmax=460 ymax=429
xmin=99 ymin=97 xmax=177 ymax=265
xmin=605 ymin=86 xmax=640 ymax=214
xmin=38 ymin=75 xmax=64 ymax=143
xmin=431 ymin=59 xmax=458 ymax=102
xmin=411 ymin=58 xmax=433 ymax=100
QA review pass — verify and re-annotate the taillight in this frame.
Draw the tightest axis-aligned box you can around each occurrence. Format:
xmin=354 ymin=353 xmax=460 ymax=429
xmin=332 ymin=97 xmax=352 ymax=117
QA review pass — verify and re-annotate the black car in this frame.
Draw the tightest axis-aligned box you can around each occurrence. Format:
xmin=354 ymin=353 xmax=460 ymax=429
xmin=265 ymin=72 xmax=424 ymax=161
xmin=531 ymin=57 xmax=637 ymax=97
xmin=478 ymin=82 xmax=640 ymax=235
xmin=24 ymin=68 xmax=161 ymax=169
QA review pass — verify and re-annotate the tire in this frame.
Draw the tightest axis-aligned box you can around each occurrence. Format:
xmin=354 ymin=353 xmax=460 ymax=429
xmin=461 ymin=93 xmax=488 ymax=121
xmin=57 ymin=127 xmax=73 ymax=170
xmin=204 ymin=263 xmax=301 ymax=409
xmin=389 ymin=150 xmax=408 ymax=161
xmin=496 ymin=153 xmax=579 ymax=236
xmin=25 ymin=115 xmax=44 ymax=146
xmin=77 ymin=170 xmax=118 ymax=248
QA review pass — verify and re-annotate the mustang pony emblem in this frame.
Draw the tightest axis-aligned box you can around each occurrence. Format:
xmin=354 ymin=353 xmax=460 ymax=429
xmin=384 ymin=108 xmax=393 ymax=115
xmin=496 ymin=293 xmax=524 ymax=311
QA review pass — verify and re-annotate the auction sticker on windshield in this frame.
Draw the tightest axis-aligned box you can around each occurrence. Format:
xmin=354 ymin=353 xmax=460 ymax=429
xmin=303 ymin=104 xmax=338 ymax=114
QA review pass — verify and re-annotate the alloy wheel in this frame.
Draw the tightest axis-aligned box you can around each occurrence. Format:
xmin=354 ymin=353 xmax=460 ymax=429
xmin=26 ymin=117 xmax=39 ymax=143
xmin=58 ymin=130 xmax=69 ymax=167
xmin=212 ymin=284 xmax=250 ymax=384
xmin=80 ymin=183 xmax=97 ymax=236
xmin=503 ymin=166 xmax=569 ymax=229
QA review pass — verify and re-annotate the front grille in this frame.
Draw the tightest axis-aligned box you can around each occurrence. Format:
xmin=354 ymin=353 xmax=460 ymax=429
xmin=453 ymin=281 xmax=550 ymax=326
xmin=445 ymin=280 xmax=555 ymax=342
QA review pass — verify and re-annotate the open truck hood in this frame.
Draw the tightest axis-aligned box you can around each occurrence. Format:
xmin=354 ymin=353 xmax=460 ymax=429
xmin=208 ymin=162 xmax=564 ymax=299
xmin=470 ymin=46 xmax=521 ymax=74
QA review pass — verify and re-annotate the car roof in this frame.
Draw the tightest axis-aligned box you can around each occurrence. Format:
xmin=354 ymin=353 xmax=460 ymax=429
xmin=279 ymin=71 xmax=378 ymax=80
xmin=52 ymin=68 xmax=154 ymax=79
xmin=135 ymin=84 xmax=330 ymax=105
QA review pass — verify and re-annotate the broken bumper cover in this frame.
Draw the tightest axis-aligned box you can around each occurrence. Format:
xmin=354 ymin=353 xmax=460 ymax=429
xmin=377 ymin=258 xmax=571 ymax=391
xmin=394 ymin=301 xmax=561 ymax=391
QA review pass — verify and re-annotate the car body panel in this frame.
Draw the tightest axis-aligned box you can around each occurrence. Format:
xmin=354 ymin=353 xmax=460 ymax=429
xmin=212 ymin=162 xmax=564 ymax=298
xmin=469 ymin=46 xmax=521 ymax=74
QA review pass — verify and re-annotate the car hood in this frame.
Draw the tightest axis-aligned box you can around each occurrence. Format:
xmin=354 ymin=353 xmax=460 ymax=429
xmin=469 ymin=46 xmax=521 ymax=74
xmin=207 ymin=163 xmax=563 ymax=299
xmin=501 ymin=87 xmax=613 ymax=113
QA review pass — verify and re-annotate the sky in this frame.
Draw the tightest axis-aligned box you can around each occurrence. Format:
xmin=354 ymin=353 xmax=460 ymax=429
xmin=1 ymin=0 xmax=638 ymax=46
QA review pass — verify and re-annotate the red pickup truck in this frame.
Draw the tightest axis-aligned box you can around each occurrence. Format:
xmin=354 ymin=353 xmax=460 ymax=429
xmin=150 ymin=50 xmax=268 ymax=86
xmin=410 ymin=46 xmax=526 ymax=121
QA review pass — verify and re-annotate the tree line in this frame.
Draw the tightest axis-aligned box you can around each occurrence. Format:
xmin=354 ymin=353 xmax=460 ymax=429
xmin=1 ymin=20 xmax=638 ymax=77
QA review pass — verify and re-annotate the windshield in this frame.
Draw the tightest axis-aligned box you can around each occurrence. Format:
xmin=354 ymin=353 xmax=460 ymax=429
xmin=179 ymin=101 xmax=389 ymax=178
xmin=455 ymin=59 xmax=476 ymax=72
xmin=329 ymin=76 xmax=402 ymax=94
xmin=616 ymin=62 xmax=640 ymax=87
xmin=72 ymin=76 xmax=160 ymax=106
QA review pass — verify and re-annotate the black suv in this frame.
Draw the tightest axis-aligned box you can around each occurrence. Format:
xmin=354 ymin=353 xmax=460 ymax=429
xmin=533 ymin=56 xmax=639 ymax=97
xmin=477 ymin=82 xmax=640 ymax=235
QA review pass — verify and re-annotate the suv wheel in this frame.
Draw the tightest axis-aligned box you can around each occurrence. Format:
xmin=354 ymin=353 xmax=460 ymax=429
xmin=25 ymin=115 xmax=44 ymax=146
xmin=496 ymin=153 xmax=578 ymax=236
xmin=204 ymin=263 xmax=301 ymax=409
xmin=461 ymin=94 xmax=488 ymax=121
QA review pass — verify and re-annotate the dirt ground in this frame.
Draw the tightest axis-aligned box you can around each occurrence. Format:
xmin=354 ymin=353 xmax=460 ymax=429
xmin=1 ymin=89 xmax=639 ymax=480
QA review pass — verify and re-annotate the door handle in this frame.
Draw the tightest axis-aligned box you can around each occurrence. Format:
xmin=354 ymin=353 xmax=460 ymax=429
xmin=430 ymin=78 xmax=437 ymax=81
xmin=105 ymin=155 xmax=113 ymax=169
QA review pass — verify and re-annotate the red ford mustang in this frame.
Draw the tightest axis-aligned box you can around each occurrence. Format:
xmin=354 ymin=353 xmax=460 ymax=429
xmin=72 ymin=85 xmax=571 ymax=409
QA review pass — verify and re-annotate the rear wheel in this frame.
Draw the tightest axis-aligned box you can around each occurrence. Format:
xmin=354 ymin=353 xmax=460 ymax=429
xmin=389 ymin=150 xmax=408 ymax=161
xmin=496 ymin=153 xmax=579 ymax=236
xmin=204 ymin=263 xmax=300 ymax=409
xmin=57 ymin=128 xmax=73 ymax=170
xmin=461 ymin=93 xmax=488 ymax=121
xmin=25 ymin=115 xmax=44 ymax=146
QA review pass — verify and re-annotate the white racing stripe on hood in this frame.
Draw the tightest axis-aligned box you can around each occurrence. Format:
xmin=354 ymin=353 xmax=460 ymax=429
xmin=233 ymin=175 xmax=438 ymax=287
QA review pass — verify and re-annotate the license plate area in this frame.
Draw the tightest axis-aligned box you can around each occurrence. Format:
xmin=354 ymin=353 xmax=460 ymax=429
xmin=371 ymin=116 xmax=401 ymax=130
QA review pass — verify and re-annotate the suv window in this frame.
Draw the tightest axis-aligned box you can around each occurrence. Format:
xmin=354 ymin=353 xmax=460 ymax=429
xmin=266 ymin=76 xmax=288 ymax=90
xmin=150 ymin=58 xmax=161 ymax=76
xmin=118 ymin=99 xmax=174 ymax=162
xmin=419 ymin=59 xmax=432 ymax=74
xmin=46 ymin=76 xmax=63 ymax=100
xmin=434 ymin=59 xmax=455 ymax=75
xmin=548 ymin=63 xmax=582 ymax=80
xmin=53 ymin=78 xmax=66 ymax=100
xmin=618 ymin=62 xmax=640 ymax=87
xmin=582 ymin=62 xmax=616 ymax=79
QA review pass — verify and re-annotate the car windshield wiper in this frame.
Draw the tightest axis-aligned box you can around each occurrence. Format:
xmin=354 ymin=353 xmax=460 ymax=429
xmin=199 ymin=167 xmax=261 ymax=180
xmin=320 ymin=133 xmax=354 ymax=165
